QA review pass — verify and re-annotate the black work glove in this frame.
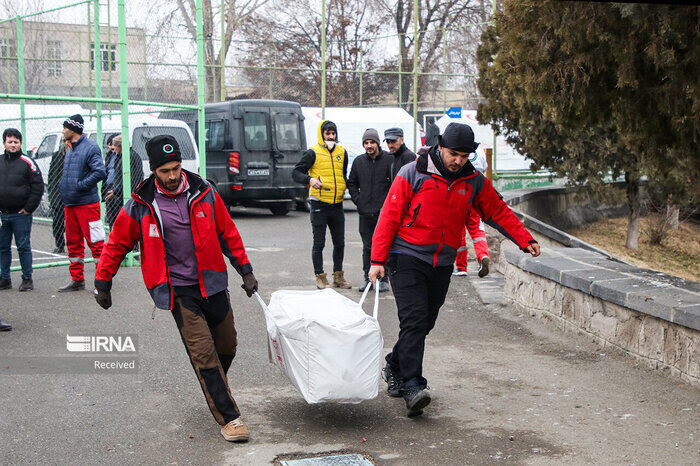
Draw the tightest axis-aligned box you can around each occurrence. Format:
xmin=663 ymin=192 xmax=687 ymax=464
xmin=94 ymin=288 xmax=112 ymax=310
xmin=241 ymin=272 xmax=258 ymax=298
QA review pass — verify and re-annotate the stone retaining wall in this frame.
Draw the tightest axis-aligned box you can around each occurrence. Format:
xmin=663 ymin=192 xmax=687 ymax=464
xmin=499 ymin=243 xmax=700 ymax=387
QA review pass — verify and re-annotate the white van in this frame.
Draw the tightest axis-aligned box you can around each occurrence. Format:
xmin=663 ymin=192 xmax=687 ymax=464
xmin=32 ymin=116 xmax=200 ymax=188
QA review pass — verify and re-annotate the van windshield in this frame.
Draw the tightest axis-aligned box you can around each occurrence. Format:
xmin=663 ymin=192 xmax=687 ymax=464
xmin=274 ymin=114 xmax=301 ymax=151
xmin=131 ymin=127 xmax=195 ymax=161
xmin=35 ymin=134 xmax=58 ymax=159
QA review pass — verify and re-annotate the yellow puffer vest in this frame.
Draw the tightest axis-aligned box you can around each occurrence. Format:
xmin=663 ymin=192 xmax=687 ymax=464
xmin=308 ymin=120 xmax=346 ymax=204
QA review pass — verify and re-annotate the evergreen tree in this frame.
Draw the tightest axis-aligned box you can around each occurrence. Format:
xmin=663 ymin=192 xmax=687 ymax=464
xmin=477 ymin=1 xmax=698 ymax=249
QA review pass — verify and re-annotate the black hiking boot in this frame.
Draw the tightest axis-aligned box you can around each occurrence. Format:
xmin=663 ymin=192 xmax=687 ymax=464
xmin=382 ymin=363 xmax=403 ymax=398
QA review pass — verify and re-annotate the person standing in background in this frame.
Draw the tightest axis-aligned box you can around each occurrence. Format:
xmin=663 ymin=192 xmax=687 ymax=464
xmin=0 ymin=128 xmax=44 ymax=292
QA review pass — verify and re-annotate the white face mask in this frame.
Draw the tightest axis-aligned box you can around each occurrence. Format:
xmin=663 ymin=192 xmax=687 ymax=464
xmin=325 ymin=140 xmax=335 ymax=150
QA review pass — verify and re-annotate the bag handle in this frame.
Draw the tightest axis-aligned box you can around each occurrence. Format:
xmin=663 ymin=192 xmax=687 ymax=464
xmin=253 ymin=292 xmax=274 ymax=364
xmin=254 ymin=291 xmax=269 ymax=312
xmin=358 ymin=281 xmax=380 ymax=319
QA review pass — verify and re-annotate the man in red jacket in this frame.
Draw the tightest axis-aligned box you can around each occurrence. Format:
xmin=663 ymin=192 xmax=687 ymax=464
xmin=369 ymin=123 xmax=540 ymax=416
xmin=94 ymin=135 xmax=258 ymax=443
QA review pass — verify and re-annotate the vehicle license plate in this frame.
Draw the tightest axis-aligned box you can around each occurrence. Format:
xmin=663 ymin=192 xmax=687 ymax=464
xmin=247 ymin=169 xmax=270 ymax=176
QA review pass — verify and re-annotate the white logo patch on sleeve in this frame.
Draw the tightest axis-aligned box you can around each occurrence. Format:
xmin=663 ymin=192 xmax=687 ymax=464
xmin=149 ymin=224 xmax=160 ymax=237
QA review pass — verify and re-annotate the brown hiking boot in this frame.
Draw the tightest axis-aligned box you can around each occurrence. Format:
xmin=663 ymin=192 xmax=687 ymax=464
xmin=220 ymin=418 xmax=250 ymax=442
xmin=315 ymin=273 xmax=329 ymax=289
xmin=332 ymin=271 xmax=352 ymax=289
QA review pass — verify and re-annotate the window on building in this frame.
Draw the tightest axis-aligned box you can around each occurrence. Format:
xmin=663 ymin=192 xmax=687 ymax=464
xmin=0 ymin=38 xmax=16 ymax=59
xmin=46 ymin=41 xmax=62 ymax=77
xmin=90 ymin=43 xmax=116 ymax=72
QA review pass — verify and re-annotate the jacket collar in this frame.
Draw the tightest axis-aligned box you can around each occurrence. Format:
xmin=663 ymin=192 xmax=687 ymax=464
xmin=133 ymin=169 xmax=207 ymax=205
xmin=67 ymin=134 xmax=86 ymax=150
xmin=363 ymin=150 xmax=385 ymax=161
xmin=2 ymin=150 xmax=23 ymax=160
xmin=416 ymin=145 xmax=476 ymax=180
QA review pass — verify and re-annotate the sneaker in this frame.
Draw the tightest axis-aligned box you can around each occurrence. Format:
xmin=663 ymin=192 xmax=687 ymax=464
xmin=378 ymin=280 xmax=390 ymax=292
xmin=18 ymin=278 xmax=33 ymax=291
xmin=478 ymin=257 xmax=490 ymax=278
xmin=52 ymin=246 xmax=65 ymax=254
xmin=358 ymin=280 xmax=372 ymax=292
xmin=220 ymin=417 xmax=250 ymax=442
xmin=58 ymin=280 xmax=85 ymax=292
xmin=315 ymin=273 xmax=328 ymax=289
xmin=332 ymin=271 xmax=352 ymax=289
xmin=402 ymin=385 xmax=431 ymax=417
xmin=0 ymin=278 xmax=11 ymax=290
xmin=0 ymin=319 xmax=11 ymax=331
xmin=382 ymin=363 xmax=403 ymax=398
xmin=452 ymin=269 xmax=468 ymax=276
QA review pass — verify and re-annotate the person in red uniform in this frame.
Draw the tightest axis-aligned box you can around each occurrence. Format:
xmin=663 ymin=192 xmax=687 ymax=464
xmin=454 ymin=148 xmax=491 ymax=277
xmin=369 ymin=123 xmax=540 ymax=416
xmin=94 ymin=135 xmax=258 ymax=442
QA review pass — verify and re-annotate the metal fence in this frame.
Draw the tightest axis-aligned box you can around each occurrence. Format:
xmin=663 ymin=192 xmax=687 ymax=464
xmin=0 ymin=0 xmax=523 ymax=274
xmin=0 ymin=0 xmax=206 ymax=272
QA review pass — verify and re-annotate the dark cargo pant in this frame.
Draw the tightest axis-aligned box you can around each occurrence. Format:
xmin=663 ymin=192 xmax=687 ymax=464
xmin=385 ymin=253 xmax=452 ymax=390
xmin=172 ymin=285 xmax=240 ymax=425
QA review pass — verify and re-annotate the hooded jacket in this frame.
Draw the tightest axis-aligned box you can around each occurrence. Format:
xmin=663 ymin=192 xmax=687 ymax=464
xmin=58 ymin=135 xmax=106 ymax=206
xmin=371 ymin=146 xmax=536 ymax=267
xmin=0 ymin=151 xmax=44 ymax=214
xmin=95 ymin=169 xmax=252 ymax=311
xmin=292 ymin=120 xmax=348 ymax=204
xmin=347 ymin=149 xmax=392 ymax=216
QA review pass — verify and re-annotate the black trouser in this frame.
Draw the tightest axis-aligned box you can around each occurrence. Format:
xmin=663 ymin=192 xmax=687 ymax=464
xmin=171 ymin=285 xmax=240 ymax=425
xmin=309 ymin=200 xmax=345 ymax=275
xmin=50 ymin=200 xmax=65 ymax=250
xmin=386 ymin=253 xmax=452 ymax=389
xmin=105 ymin=195 xmax=122 ymax=229
xmin=359 ymin=213 xmax=387 ymax=282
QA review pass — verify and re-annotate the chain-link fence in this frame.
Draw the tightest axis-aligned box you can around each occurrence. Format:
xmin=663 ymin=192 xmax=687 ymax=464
xmin=0 ymin=0 xmax=549 ymax=275
xmin=0 ymin=0 xmax=204 ymax=274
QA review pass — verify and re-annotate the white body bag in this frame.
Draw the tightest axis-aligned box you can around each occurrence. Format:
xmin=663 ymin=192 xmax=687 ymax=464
xmin=254 ymin=285 xmax=383 ymax=404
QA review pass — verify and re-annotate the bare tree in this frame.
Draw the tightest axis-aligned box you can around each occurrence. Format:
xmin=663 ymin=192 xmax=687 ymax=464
xmin=147 ymin=0 xmax=269 ymax=101
xmin=238 ymin=0 xmax=395 ymax=106
xmin=376 ymin=0 xmax=483 ymax=111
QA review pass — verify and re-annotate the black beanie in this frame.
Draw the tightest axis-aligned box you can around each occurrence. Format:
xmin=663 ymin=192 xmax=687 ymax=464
xmin=63 ymin=114 xmax=84 ymax=134
xmin=146 ymin=135 xmax=182 ymax=171
xmin=439 ymin=122 xmax=479 ymax=153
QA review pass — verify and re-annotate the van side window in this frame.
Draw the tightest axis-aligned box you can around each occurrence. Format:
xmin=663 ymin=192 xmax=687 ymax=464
xmin=205 ymin=120 xmax=226 ymax=150
xmin=35 ymin=134 xmax=58 ymax=159
xmin=243 ymin=112 xmax=269 ymax=150
xmin=274 ymin=114 xmax=301 ymax=151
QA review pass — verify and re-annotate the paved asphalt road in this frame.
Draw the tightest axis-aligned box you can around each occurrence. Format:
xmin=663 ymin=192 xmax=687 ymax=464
xmin=0 ymin=205 xmax=697 ymax=465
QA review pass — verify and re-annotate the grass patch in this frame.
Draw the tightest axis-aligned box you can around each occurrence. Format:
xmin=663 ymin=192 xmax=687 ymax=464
xmin=568 ymin=215 xmax=700 ymax=282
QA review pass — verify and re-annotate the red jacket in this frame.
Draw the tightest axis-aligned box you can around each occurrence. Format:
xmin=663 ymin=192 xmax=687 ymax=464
xmin=371 ymin=148 xmax=536 ymax=267
xmin=95 ymin=170 xmax=252 ymax=310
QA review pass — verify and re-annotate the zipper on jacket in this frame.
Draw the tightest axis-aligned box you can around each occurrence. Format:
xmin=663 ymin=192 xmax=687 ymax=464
xmin=402 ymin=203 xmax=421 ymax=227
xmin=329 ymin=148 xmax=338 ymax=203
xmin=134 ymin=193 xmax=174 ymax=311
xmin=188 ymin=187 xmax=210 ymax=298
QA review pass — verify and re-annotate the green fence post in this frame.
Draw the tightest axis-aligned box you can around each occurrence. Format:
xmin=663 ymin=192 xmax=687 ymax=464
xmin=412 ymin=0 xmax=419 ymax=151
xmin=15 ymin=17 xmax=26 ymax=152
xmin=118 ymin=0 xmax=136 ymax=266
xmin=196 ymin=0 xmax=207 ymax=177
xmin=442 ymin=30 xmax=447 ymax=111
xmin=492 ymin=0 xmax=498 ymax=176
xmin=398 ymin=33 xmax=402 ymax=108
xmin=94 ymin=0 xmax=103 ymax=150
xmin=320 ymin=0 xmax=327 ymax=118
xmin=94 ymin=0 xmax=105 ymax=230
xmin=220 ymin=0 xmax=226 ymax=101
